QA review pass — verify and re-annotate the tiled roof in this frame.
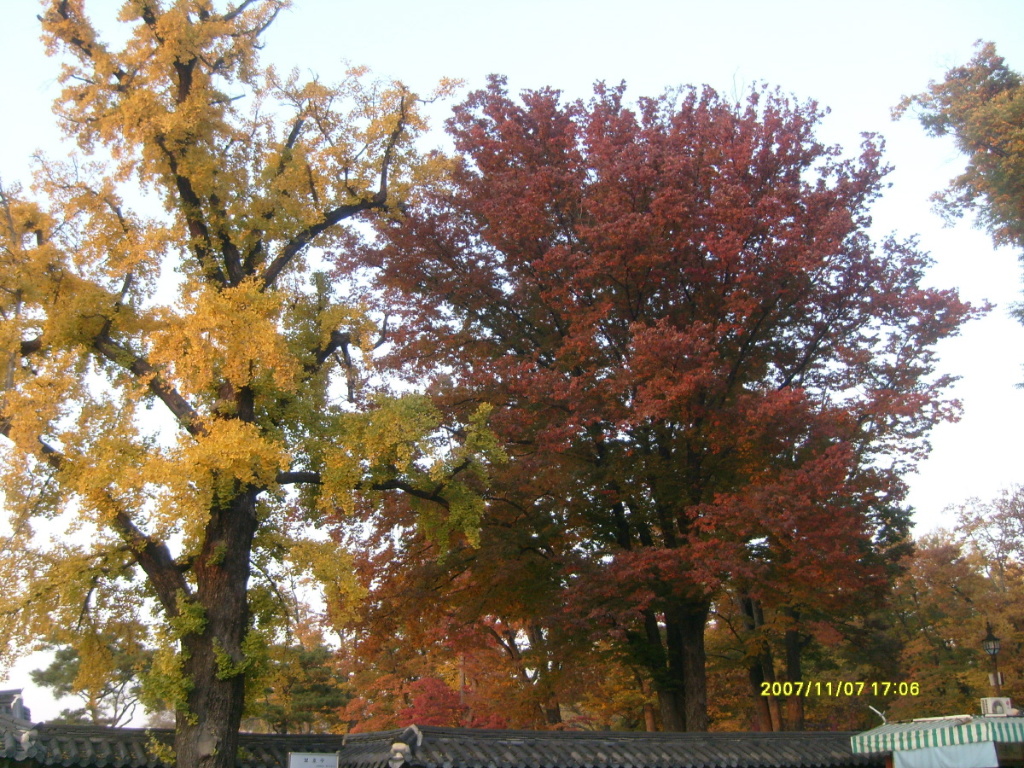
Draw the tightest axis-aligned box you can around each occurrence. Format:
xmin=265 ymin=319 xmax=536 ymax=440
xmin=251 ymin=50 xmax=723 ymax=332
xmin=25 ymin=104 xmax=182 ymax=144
xmin=0 ymin=724 xmax=345 ymax=768
xmin=0 ymin=690 xmax=31 ymax=723
xmin=1 ymin=722 xmax=171 ymax=768
xmin=340 ymin=727 xmax=883 ymax=768
xmin=0 ymin=722 xmax=883 ymax=768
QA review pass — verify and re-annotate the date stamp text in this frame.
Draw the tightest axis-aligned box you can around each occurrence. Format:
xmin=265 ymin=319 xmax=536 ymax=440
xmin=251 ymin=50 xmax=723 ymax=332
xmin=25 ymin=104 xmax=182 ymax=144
xmin=760 ymin=681 xmax=920 ymax=697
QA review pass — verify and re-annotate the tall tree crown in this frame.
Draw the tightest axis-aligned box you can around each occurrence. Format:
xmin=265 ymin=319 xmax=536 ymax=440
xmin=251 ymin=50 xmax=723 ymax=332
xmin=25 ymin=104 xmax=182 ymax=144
xmin=348 ymin=77 xmax=979 ymax=730
xmin=896 ymin=41 xmax=1024 ymax=250
xmin=0 ymin=1 xmax=484 ymax=762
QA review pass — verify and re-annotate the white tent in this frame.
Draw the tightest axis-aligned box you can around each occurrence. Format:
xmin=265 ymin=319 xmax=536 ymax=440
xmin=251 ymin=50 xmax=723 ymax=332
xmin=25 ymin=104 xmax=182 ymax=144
xmin=852 ymin=716 xmax=1024 ymax=768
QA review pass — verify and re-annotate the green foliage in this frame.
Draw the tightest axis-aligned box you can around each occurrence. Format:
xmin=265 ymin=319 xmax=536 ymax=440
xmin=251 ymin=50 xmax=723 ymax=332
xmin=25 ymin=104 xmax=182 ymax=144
xmin=170 ymin=592 xmax=208 ymax=639
xmin=244 ymin=641 xmax=353 ymax=734
xmin=146 ymin=734 xmax=177 ymax=766
xmin=214 ymin=639 xmax=248 ymax=682
xmin=898 ymin=42 xmax=1024 ymax=252
xmin=30 ymin=640 xmax=148 ymax=726
xmin=140 ymin=633 xmax=195 ymax=725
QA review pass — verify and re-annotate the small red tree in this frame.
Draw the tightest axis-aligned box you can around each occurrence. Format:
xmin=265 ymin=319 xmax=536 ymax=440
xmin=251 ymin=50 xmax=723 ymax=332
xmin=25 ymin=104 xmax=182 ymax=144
xmin=350 ymin=77 xmax=978 ymax=730
xmin=340 ymin=502 xmax=581 ymax=729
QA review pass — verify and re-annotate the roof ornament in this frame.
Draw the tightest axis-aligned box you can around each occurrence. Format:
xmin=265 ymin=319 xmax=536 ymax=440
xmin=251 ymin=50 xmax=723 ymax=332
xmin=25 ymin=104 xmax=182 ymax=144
xmin=18 ymin=727 xmax=37 ymax=751
xmin=389 ymin=725 xmax=423 ymax=768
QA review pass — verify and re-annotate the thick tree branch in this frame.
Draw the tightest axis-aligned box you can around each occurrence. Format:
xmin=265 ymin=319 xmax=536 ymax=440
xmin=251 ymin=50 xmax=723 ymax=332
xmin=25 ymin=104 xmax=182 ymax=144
xmin=109 ymin=511 xmax=190 ymax=617
xmin=0 ymin=414 xmax=189 ymax=614
xmin=311 ymin=329 xmax=351 ymax=371
xmin=19 ymin=337 xmax=43 ymax=356
xmin=156 ymin=138 xmax=227 ymax=285
xmin=91 ymin=335 xmax=206 ymax=437
xmin=220 ymin=0 xmax=261 ymax=23
xmin=208 ymin=191 xmax=245 ymax=284
xmin=276 ymin=458 xmax=472 ymax=505
xmin=376 ymin=92 xmax=410 ymax=205
xmin=274 ymin=470 xmax=457 ymax=509
xmin=261 ymin=200 xmax=381 ymax=289
xmin=283 ymin=116 xmax=305 ymax=153
xmin=369 ymin=478 xmax=448 ymax=508
xmin=173 ymin=59 xmax=197 ymax=104
xmin=369 ymin=457 xmax=474 ymax=508
xmin=276 ymin=470 xmax=321 ymax=485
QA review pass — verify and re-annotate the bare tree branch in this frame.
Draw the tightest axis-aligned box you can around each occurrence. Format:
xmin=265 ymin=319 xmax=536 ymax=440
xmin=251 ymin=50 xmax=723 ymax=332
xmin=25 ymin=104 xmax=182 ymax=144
xmin=220 ymin=0 xmax=262 ymax=23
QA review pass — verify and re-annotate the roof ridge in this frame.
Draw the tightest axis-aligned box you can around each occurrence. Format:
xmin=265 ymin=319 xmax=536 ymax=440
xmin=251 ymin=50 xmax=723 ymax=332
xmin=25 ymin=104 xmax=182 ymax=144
xmin=397 ymin=725 xmax=863 ymax=738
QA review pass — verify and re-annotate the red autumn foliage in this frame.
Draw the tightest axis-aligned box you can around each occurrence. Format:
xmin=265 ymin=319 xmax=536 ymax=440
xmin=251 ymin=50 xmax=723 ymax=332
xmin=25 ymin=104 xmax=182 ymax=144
xmin=398 ymin=678 xmax=478 ymax=728
xmin=344 ymin=77 xmax=979 ymax=730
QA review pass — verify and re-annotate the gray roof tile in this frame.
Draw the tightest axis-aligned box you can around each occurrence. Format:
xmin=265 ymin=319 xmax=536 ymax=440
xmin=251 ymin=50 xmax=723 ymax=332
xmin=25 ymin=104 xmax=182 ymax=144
xmin=339 ymin=727 xmax=882 ymax=768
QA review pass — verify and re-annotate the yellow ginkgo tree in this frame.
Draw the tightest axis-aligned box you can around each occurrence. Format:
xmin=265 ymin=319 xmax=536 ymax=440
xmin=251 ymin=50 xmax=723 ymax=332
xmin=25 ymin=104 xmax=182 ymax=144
xmin=0 ymin=1 xmax=491 ymax=764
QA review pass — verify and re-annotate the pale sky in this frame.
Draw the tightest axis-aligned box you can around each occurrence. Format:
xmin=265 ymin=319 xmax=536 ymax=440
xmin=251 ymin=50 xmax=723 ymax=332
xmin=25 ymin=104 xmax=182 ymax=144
xmin=2 ymin=0 xmax=1024 ymax=721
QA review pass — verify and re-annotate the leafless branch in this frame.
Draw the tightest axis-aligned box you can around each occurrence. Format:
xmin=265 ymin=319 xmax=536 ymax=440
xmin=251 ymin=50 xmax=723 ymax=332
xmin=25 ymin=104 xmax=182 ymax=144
xmin=220 ymin=0 xmax=262 ymax=23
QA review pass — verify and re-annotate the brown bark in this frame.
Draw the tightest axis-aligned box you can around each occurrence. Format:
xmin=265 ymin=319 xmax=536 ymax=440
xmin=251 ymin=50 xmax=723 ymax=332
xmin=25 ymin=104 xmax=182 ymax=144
xmin=643 ymin=704 xmax=658 ymax=732
xmin=680 ymin=602 xmax=710 ymax=731
xmin=747 ymin=659 xmax=773 ymax=732
xmin=635 ymin=675 xmax=658 ymax=732
xmin=785 ymin=685 xmax=804 ymax=729
xmin=543 ymin=696 xmax=562 ymax=725
xmin=763 ymin=660 xmax=783 ymax=731
xmin=739 ymin=595 xmax=782 ymax=731
xmin=784 ymin=616 xmax=807 ymax=731
xmin=656 ymin=689 xmax=686 ymax=732
xmin=643 ymin=598 xmax=711 ymax=731
xmin=175 ymin=487 xmax=259 ymax=768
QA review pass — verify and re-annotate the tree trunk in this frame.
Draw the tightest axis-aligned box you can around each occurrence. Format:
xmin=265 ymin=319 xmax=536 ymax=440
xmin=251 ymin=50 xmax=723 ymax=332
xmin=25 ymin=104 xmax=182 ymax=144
xmin=784 ymin=619 xmax=806 ymax=731
xmin=635 ymin=674 xmax=658 ymax=732
xmin=680 ymin=601 xmax=709 ymax=731
xmin=739 ymin=595 xmax=780 ymax=731
xmin=520 ymin=623 xmax=562 ymax=727
xmin=641 ymin=598 xmax=711 ymax=731
xmin=762 ymin=658 xmax=783 ymax=731
xmin=175 ymin=488 xmax=259 ymax=768
xmin=747 ymin=658 xmax=773 ymax=731
xmin=543 ymin=695 xmax=562 ymax=725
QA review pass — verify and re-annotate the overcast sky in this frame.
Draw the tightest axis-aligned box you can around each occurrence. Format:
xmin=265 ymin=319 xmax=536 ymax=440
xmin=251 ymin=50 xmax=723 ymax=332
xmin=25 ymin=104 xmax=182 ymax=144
xmin=2 ymin=0 xmax=1024 ymax=721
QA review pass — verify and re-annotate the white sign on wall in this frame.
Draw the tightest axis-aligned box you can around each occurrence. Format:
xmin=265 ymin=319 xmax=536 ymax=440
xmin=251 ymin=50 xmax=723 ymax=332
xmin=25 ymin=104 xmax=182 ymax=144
xmin=288 ymin=753 xmax=340 ymax=768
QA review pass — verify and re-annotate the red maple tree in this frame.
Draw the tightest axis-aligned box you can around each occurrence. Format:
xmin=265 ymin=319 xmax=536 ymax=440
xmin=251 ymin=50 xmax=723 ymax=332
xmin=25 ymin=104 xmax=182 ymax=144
xmin=346 ymin=77 xmax=978 ymax=730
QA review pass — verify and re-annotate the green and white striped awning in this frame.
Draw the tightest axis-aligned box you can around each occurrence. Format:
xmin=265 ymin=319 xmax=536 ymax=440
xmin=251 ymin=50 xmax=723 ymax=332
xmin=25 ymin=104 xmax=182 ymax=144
xmin=852 ymin=716 xmax=1024 ymax=754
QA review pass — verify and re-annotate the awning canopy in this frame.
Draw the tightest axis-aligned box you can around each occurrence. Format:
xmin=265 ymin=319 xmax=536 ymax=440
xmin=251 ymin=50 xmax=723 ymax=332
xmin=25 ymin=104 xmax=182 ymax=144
xmin=852 ymin=716 xmax=1024 ymax=754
